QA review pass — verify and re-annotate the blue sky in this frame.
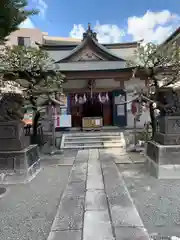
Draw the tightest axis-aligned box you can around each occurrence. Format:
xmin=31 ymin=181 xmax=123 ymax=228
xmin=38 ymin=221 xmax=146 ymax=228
xmin=21 ymin=0 xmax=180 ymax=43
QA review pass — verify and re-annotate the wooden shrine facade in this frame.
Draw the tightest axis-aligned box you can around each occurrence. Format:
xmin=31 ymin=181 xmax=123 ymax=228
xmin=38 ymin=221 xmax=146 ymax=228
xmin=40 ymin=24 xmax=148 ymax=128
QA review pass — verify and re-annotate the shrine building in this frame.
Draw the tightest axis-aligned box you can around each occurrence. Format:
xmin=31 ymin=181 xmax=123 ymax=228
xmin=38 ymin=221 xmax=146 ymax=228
xmin=39 ymin=24 xmax=149 ymax=128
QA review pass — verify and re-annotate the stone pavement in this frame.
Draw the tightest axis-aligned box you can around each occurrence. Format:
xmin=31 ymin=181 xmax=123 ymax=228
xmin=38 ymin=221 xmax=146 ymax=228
xmin=48 ymin=149 xmax=150 ymax=240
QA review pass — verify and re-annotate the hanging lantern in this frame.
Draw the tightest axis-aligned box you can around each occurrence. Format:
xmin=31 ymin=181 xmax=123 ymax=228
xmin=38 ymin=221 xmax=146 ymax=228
xmin=131 ymin=100 xmax=137 ymax=116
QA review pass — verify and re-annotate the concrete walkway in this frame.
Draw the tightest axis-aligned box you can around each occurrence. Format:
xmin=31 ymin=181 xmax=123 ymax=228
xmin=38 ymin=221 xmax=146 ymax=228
xmin=47 ymin=149 xmax=150 ymax=240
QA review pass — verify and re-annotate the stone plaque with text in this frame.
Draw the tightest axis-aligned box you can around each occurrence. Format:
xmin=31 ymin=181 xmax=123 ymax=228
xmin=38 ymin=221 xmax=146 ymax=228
xmin=159 ymin=116 xmax=180 ymax=134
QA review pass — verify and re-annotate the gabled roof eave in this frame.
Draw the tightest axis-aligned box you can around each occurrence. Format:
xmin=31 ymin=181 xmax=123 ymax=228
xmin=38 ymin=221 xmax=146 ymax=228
xmin=55 ymin=37 xmax=125 ymax=63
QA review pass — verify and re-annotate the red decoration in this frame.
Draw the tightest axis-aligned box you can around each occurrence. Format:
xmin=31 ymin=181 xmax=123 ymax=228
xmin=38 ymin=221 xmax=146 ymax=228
xmin=131 ymin=101 xmax=137 ymax=115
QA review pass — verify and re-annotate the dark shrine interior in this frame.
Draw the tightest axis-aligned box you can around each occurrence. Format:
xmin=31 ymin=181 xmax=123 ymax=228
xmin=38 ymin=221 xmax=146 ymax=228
xmin=82 ymin=99 xmax=103 ymax=117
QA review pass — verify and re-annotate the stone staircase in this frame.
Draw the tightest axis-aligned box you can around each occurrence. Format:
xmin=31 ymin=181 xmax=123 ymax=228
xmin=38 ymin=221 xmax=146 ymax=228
xmin=60 ymin=131 xmax=126 ymax=149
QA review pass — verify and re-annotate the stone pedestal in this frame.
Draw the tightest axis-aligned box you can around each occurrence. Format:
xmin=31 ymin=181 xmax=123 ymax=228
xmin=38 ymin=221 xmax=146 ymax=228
xmin=146 ymin=141 xmax=180 ymax=178
xmin=0 ymin=121 xmax=41 ymax=184
xmin=0 ymin=121 xmax=29 ymax=151
xmin=0 ymin=145 xmax=40 ymax=184
xmin=146 ymin=116 xmax=180 ymax=179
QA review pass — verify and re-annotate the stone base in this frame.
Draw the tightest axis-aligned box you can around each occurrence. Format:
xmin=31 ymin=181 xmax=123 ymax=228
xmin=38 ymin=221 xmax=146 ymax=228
xmin=0 ymin=145 xmax=41 ymax=184
xmin=146 ymin=156 xmax=180 ymax=179
xmin=146 ymin=141 xmax=180 ymax=179
xmin=154 ymin=132 xmax=180 ymax=145
xmin=0 ymin=121 xmax=30 ymax=151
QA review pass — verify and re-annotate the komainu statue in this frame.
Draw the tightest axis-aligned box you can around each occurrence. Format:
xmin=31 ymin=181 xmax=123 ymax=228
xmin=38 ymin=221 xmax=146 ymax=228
xmin=0 ymin=92 xmax=25 ymax=122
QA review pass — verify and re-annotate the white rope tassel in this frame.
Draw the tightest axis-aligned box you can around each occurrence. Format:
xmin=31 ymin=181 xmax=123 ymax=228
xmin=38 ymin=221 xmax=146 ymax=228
xmin=83 ymin=94 xmax=87 ymax=102
xmin=106 ymin=92 xmax=109 ymax=101
xmin=75 ymin=94 xmax=78 ymax=103
xmin=98 ymin=93 xmax=102 ymax=102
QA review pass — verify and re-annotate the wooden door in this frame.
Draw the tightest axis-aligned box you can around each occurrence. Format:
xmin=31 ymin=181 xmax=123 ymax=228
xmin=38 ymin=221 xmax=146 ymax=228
xmin=103 ymin=103 xmax=112 ymax=125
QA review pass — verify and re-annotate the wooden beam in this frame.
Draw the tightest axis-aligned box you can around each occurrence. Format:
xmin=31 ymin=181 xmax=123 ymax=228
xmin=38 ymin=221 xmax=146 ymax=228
xmin=63 ymin=87 xmax=120 ymax=93
xmin=63 ymin=70 xmax=147 ymax=81
xmin=63 ymin=71 xmax=132 ymax=80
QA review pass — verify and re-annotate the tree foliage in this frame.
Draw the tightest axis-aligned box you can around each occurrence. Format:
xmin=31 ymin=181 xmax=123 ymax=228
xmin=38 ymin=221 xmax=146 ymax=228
xmin=0 ymin=45 xmax=65 ymax=135
xmin=0 ymin=0 xmax=39 ymax=42
xmin=0 ymin=45 xmax=64 ymax=93
xmin=130 ymin=41 xmax=180 ymax=138
xmin=132 ymin=42 xmax=180 ymax=87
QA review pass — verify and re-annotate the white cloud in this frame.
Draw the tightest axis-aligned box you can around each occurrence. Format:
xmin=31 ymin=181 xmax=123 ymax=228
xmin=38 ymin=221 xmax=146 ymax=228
xmin=70 ymin=10 xmax=179 ymax=44
xmin=70 ymin=24 xmax=85 ymax=39
xmin=69 ymin=22 xmax=125 ymax=43
xmin=127 ymin=10 xmax=180 ymax=43
xmin=20 ymin=18 xmax=35 ymax=28
xmin=32 ymin=0 xmax=48 ymax=19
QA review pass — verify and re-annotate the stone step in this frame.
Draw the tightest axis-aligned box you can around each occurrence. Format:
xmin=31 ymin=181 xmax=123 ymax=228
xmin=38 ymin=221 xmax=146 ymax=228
xmin=65 ymin=135 xmax=122 ymax=140
xmin=64 ymin=132 xmax=122 ymax=137
xmin=60 ymin=131 xmax=126 ymax=150
xmin=64 ymin=139 xmax=123 ymax=144
xmin=63 ymin=143 xmax=124 ymax=149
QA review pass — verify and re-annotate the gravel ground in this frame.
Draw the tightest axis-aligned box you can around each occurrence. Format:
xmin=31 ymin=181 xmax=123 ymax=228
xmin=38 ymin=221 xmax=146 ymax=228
xmin=117 ymin=160 xmax=180 ymax=239
xmin=0 ymin=165 xmax=71 ymax=240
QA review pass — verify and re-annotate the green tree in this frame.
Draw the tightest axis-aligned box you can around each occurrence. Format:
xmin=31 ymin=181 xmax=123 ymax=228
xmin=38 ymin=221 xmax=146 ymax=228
xmin=0 ymin=45 xmax=65 ymax=137
xmin=129 ymin=41 xmax=180 ymax=138
xmin=0 ymin=0 xmax=39 ymax=42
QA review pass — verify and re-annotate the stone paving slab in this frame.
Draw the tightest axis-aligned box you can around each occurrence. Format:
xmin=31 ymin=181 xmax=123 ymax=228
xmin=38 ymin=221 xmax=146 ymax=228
xmin=87 ymin=171 xmax=104 ymax=190
xmin=99 ymin=150 xmax=132 ymax=164
xmin=128 ymin=152 xmax=146 ymax=163
xmin=65 ymin=181 xmax=86 ymax=197
xmin=47 ymin=149 xmax=89 ymax=240
xmin=87 ymin=156 xmax=104 ymax=190
xmin=110 ymin=205 xmax=144 ymax=227
xmin=83 ymin=210 xmax=115 ymax=240
xmin=89 ymin=148 xmax=99 ymax=159
xmin=75 ymin=150 xmax=89 ymax=163
xmin=115 ymin=226 xmax=150 ymax=240
xmin=47 ymin=149 xmax=150 ymax=240
xmin=69 ymin=163 xmax=88 ymax=182
xmin=99 ymin=148 xmax=127 ymax=156
xmin=48 ymin=230 xmax=82 ymax=240
xmin=83 ymin=149 xmax=115 ymax=240
xmin=113 ymin=154 xmax=132 ymax=164
xmin=85 ymin=189 xmax=108 ymax=211
xmin=51 ymin=197 xmax=84 ymax=231
xmin=100 ymin=159 xmax=148 ymax=237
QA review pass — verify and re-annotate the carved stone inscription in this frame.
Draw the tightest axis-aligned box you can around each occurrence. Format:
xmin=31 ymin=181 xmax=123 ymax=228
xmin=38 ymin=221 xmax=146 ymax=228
xmin=171 ymin=119 xmax=180 ymax=133
xmin=0 ymin=125 xmax=16 ymax=139
xmin=165 ymin=147 xmax=180 ymax=153
xmin=159 ymin=117 xmax=180 ymax=134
